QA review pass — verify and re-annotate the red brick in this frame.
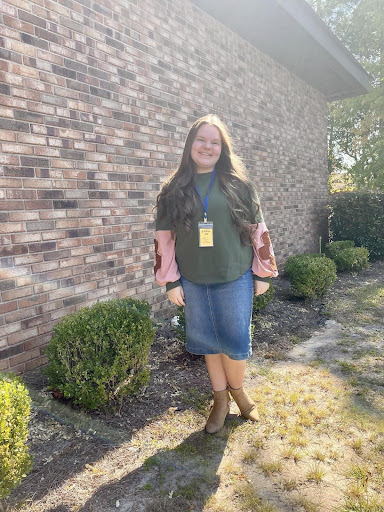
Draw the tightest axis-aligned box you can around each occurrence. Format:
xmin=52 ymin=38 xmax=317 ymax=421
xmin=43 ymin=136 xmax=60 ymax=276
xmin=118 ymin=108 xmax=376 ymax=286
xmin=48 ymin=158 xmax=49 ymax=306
xmin=0 ymin=300 xmax=17 ymax=314
xmin=7 ymin=190 xmax=36 ymax=200
xmin=0 ymin=222 xmax=24 ymax=233
xmin=59 ymin=256 xmax=84 ymax=268
xmin=3 ymin=14 xmax=34 ymax=33
xmin=0 ymin=322 xmax=22 ymax=337
xmin=2 ymin=286 xmax=33 ymax=301
xmin=9 ymin=211 xmax=39 ymax=221
xmin=33 ymin=281 xmax=59 ymax=294
xmin=2 ymin=143 xmax=33 ymax=154
xmin=31 ymin=261 xmax=59 ymax=273
xmin=12 ymin=233 xmax=41 ymax=243
xmin=41 ymin=230 xmax=67 ymax=241
xmin=24 ymin=355 xmax=47 ymax=372
xmin=0 ymin=359 xmax=9 ymax=371
xmin=0 ymin=178 xmax=22 ymax=188
xmin=9 ymin=348 xmax=40 ymax=367
xmin=19 ymin=293 xmax=48 ymax=309
xmin=39 ymin=210 xmax=66 ymax=220
xmin=0 ymin=130 xmax=16 ymax=142
xmin=57 ymin=239 xmax=81 ymax=249
xmin=0 ymin=267 xmax=29 ymax=279
xmin=8 ymin=327 xmax=39 ymax=346
xmin=17 ymin=133 xmax=46 ymax=145
xmin=14 ymin=253 xmax=43 ymax=266
xmin=23 ymin=179 xmax=52 ymax=189
xmin=5 ymin=306 xmax=36 ymax=324
xmin=24 ymin=200 xmax=53 ymax=209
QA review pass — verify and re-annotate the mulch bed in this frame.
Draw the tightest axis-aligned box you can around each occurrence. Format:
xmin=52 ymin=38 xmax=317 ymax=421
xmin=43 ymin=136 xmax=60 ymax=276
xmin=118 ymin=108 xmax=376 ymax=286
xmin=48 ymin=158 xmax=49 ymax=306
xmin=8 ymin=263 xmax=383 ymax=510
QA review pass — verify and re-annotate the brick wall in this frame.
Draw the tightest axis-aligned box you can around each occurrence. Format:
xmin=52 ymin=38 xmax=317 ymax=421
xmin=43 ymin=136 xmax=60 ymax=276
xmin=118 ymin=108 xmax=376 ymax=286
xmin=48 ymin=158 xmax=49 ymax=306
xmin=0 ymin=0 xmax=329 ymax=373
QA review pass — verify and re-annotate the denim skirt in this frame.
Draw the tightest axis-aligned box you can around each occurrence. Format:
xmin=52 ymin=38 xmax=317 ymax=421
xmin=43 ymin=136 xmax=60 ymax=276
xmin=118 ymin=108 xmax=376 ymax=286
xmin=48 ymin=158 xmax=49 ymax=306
xmin=180 ymin=268 xmax=253 ymax=360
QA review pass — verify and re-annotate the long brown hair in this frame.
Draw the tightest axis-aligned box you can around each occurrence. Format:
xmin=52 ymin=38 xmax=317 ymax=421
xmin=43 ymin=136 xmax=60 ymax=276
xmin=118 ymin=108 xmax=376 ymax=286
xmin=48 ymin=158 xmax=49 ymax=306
xmin=155 ymin=114 xmax=259 ymax=243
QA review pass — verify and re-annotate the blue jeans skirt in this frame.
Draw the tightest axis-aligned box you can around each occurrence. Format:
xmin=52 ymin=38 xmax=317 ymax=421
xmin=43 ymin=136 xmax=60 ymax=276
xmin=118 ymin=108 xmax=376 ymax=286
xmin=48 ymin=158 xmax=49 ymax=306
xmin=180 ymin=268 xmax=253 ymax=361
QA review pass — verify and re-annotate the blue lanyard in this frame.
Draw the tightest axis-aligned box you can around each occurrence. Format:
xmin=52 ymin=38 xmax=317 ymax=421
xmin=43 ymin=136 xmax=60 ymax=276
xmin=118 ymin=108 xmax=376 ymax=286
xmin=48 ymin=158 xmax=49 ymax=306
xmin=195 ymin=169 xmax=216 ymax=222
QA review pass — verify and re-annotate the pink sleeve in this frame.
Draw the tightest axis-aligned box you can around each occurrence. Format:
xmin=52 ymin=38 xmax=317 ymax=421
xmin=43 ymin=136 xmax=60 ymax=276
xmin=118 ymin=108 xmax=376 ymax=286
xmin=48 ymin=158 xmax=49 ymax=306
xmin=154 ymin=230 xmax=181 ymax=286
xmin=251 ymin=222 xmax=278 ymax=278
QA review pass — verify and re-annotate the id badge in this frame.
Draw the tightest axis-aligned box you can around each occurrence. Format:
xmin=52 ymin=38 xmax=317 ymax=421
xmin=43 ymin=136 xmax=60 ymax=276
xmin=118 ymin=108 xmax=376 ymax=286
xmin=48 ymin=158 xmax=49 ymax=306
xmin=198 ymin=221 xmax=214 ymax=247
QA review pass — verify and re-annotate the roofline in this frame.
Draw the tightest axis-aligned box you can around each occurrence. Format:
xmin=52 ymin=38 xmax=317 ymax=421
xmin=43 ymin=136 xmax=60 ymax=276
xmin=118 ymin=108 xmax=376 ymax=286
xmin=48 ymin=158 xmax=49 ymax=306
xmin=276 ymin=0 xmax=371 ymax=98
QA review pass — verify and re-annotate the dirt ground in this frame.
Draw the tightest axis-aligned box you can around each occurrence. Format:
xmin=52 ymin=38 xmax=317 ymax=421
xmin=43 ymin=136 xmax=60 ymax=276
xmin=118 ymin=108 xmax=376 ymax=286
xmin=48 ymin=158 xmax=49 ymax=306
xmin=3 ymin=261 xmax=384 ymax=512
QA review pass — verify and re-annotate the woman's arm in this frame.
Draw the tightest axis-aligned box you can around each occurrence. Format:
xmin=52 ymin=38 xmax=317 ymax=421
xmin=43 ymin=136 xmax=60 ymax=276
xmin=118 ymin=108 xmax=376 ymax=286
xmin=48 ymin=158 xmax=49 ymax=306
xmin=154 ymin=230 xmax=181 ymax=289
xmin=251 ymin=221 xmax=278 ymax=294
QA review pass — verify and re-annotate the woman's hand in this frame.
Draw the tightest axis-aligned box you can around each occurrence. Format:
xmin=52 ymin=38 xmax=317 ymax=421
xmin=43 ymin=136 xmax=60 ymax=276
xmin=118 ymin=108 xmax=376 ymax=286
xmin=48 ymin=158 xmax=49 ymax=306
xmin=254 ymin=280 xmax=270 ymax=296
xmin=167 ymin=285 xmax=185 ymax=306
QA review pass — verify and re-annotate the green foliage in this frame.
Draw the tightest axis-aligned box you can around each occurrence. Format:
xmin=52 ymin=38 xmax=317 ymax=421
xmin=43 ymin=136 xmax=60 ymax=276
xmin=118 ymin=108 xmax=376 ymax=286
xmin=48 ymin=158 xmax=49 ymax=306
xmin=253 ymin=282 xmax=275 ymax=313
xmin=285 ymin=254 xmax=337 ymax=299
xmin=0 ymin=372 xmax=32 ymax=499
xmin=174 ymin=306 xmax=186 ymax=343
xmin=44 ymin=298 xmax=155 ymax=411
xmin=325 ymin=241 xmax=370 ymax=272
xmin=308 ymin=0 xmax=384 ymax=191
xmin=325 ymin=240 xmax=355 ymax=259
xmin=329 ymin=193 xmax=384 ymax=260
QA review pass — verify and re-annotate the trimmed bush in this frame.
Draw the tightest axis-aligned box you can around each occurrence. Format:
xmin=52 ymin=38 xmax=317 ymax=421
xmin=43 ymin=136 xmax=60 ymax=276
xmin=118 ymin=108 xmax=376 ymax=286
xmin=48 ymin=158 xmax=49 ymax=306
xmin=325 ymin=240 xmax=355 ymax=260
xmin=325 ymin=241 xmax=370 ymax=272
xmin=331 ymin=247 xmax=370 ymax=272
xmin=253 ymin=281 xmax=275 ymax=313
xmin=0 ymin=372 xmax=32 ymax=500
xmin=44 ymin=298 xmax=155 ymax=411
xmin=329 ymin=193 xmax=384 ymax=261
xmin=285 ymin=254 xmax=337 ymax=299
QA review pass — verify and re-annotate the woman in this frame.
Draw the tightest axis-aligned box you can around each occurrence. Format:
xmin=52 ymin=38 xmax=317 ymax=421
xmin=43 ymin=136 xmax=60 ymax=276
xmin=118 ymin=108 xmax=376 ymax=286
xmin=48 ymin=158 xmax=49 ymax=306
xmin=154 ymin=114 xmax=278 ymax=434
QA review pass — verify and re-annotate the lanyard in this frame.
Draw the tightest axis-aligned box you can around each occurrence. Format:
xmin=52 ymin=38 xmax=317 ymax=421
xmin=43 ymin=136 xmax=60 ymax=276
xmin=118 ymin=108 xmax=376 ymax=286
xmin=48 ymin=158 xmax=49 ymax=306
xmin=195 ymin=169 xmax=216 ymax=223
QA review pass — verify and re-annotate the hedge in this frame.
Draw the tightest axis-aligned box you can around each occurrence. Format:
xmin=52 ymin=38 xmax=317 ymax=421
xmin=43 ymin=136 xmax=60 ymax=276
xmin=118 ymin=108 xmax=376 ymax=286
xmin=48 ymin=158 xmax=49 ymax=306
xmin=329 ymin=193 xmax=384 ymax=260
xmin=0 ymin=372 xmax=32 ymax=499
xmin=44 ymin=298 xmax=155 ymax=411
xmin=285 ymin=254 xmax=337 ymax=298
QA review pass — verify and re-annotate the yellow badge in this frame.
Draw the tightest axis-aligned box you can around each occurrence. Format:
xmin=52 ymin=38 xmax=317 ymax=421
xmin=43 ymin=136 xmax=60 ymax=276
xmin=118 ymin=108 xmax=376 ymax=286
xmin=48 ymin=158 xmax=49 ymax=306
xmin=198 ymin=221 xmax=214 ymax=247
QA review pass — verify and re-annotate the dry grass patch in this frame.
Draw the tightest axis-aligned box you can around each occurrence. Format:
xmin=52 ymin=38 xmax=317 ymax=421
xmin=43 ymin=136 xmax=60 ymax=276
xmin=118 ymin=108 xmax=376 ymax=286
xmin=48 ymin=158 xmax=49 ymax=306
xmin=232 ymin=364 xmax=384 ymax=512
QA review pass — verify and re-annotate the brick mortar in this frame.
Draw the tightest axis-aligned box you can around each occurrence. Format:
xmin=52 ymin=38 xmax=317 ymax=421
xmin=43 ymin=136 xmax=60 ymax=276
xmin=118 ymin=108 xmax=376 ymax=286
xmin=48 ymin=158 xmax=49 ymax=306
xmin=0 ymin=0 xmax=328 ymax=373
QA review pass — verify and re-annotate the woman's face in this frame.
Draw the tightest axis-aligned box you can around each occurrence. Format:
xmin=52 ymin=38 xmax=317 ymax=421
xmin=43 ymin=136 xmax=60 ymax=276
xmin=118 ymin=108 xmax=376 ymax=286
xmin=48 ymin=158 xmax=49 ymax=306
xmin=190 ymin=124 xmax=222 ymax=173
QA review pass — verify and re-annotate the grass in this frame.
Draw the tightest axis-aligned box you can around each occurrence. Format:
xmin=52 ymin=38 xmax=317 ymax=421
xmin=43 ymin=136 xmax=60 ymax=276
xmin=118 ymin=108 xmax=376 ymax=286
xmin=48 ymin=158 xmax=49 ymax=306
xmin=258 ymin=460 xmax=283 ymax=476
xmin=306 ymin=463 xmax=326 ymax=482
xmin=234 ymin=481 xmax=277 ymax=512
xmin=293 ymin=493 xmax=322 ymax=512
xmin=325 ymin=283 xmax=384 ymax=327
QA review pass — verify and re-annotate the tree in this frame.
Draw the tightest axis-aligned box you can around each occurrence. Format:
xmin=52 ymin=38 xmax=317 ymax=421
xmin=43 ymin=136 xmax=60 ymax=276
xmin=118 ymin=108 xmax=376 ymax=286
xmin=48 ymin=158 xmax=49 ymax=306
xmin=307 ymin=0 xmax=384 ymax=191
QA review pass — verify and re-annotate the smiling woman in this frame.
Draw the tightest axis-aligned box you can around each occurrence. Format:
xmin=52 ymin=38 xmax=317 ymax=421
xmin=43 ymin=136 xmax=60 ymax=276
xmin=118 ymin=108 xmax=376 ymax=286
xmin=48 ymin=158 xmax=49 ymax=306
xmin=154 ymin=114 xmax=278 ymax=434
xmin=191 ymin=124 xmax=222 ymax=174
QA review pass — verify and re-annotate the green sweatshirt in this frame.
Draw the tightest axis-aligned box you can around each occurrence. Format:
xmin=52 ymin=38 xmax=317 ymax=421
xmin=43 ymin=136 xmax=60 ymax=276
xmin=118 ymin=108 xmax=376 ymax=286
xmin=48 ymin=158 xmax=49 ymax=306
xmin=156 ymin=171 xmax=269 ymax=291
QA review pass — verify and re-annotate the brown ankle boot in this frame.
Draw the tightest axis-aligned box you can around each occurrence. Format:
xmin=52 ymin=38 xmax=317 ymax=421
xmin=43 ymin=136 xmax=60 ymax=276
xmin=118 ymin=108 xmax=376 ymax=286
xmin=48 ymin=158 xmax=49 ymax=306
xmin=205 ymin=389 xmax=230 ymax=434
xmin=228 ymin=386 xmax=259 ymax=421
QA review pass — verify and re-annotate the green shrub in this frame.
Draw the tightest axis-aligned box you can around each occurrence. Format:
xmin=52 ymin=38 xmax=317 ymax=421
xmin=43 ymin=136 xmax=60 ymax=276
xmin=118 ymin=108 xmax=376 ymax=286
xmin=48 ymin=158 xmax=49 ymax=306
xmin=253 ymin=281 xmax=274 ymax=313
xmin=0 ymin=372 xmax=32 ymax=499
xmin=331 ymin=247 xmax=370 ymax=272
xmin=44 ymin=298 xmax=155 ymax=411
xmin=285 ymin=254 xmax=337 ymax=299
xmin=325 ymin=240 xmax=355 ymax=259
xmin=174 ymin=306 xmax=186 ymax=343
xmin=329 ymin=193 xmax=384 ymax=260
xmin=325 ymin=241 xmax=370 ymax=272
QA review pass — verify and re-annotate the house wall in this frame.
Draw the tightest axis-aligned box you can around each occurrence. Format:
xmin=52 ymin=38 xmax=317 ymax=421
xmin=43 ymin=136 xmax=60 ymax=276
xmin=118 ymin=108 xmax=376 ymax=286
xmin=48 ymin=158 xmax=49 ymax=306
xmin=0 ymin=0 xmax=329 ymax=373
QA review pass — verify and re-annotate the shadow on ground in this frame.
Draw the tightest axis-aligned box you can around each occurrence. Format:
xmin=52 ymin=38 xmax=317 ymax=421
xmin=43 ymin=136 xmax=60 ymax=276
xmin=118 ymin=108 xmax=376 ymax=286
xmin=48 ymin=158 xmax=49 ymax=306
xmin=79 ymin=425 xmax=235 ymax=512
